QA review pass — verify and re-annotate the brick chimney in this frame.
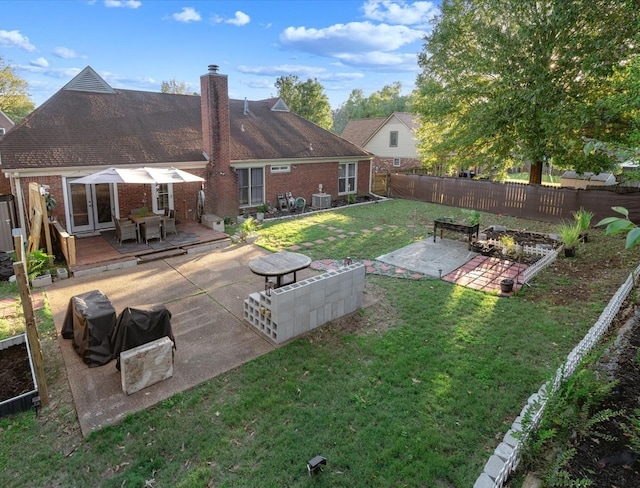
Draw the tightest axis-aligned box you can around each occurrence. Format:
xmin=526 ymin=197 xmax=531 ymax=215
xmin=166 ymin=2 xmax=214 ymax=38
xmin=200 ymin=64 xmax=237 ymax=218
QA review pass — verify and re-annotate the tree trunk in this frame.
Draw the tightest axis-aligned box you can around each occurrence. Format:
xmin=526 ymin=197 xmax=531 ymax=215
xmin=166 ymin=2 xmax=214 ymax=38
xmin=529 ymin=161 xmax=543 ymax=185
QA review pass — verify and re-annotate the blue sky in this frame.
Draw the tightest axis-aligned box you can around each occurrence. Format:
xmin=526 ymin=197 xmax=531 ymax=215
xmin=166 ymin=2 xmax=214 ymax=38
xmin=1 ymin=0 xmax=440 ymax=109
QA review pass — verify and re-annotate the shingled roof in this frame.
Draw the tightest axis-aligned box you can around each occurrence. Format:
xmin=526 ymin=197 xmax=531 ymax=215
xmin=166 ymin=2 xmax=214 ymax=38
xmin=0 ymin=71 xmax=370 ymax=171
xmin=340 ymin=112 xmax=419 ymax=147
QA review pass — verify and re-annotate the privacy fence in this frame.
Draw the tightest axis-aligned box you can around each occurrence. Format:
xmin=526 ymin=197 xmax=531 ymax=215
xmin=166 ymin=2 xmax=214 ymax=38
xmin=389 ymin=174 xmax=640 ymax=224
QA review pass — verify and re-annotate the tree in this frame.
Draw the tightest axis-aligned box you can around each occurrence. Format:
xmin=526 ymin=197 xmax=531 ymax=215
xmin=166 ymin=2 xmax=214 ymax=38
xmin=333 ymin=83 xmax=412 ymax=134
xmin=274 ymin=75 xmax=332 ymax=130
xmin=414 ymin=0 xmax=640 ymax=183
xmin=160 ymin=79 xmax=191 ymax=95
xmin=0 ymin=56 xmax=34 ymax=122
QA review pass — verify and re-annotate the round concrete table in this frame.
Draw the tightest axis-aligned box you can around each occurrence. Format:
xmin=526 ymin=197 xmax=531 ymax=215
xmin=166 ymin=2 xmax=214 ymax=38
xmin=248 ymin=251 xmax=312 ymax=288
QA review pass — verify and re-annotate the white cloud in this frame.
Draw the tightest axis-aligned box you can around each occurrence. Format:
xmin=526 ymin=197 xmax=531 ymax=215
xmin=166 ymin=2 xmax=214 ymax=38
xmin=172 ymin=7 xmax=201 ymax=23
xmin=280 ymin=22 xmax=423 ymax=55
xmin=334 ymin=51 xmax=419 ymax=71
xmin=213 ymin=11 xmax=250 ymax=26
xmin=226 ymin=11 xmax=250 ymax=26
xmin=104 ymin=0 xmax=141 ymax=8
xmin=362 ymin=0 xmax=439 ymax=26
xmin=53 ymin=46 xmax=79 ymax=59
xmin=0 ymin=30 xmax=36 ymax=51
xmin=30 ymin=57 xmax=49 ymax=68
xmin=237 ymin=64 xmax=365 ymax=83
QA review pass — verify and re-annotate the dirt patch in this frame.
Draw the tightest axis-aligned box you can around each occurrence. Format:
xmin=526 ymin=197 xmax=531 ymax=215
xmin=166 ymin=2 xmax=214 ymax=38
xmin=556 ymin=306 xmax=640 ymax=486
xmin=0 ymin=343 xmax=34 ymax=402
xmin=305 ymin=281 xmax=397 ymax=345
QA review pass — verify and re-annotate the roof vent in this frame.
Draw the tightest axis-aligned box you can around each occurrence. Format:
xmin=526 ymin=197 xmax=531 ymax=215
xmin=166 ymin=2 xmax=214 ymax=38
xmin=208 ymin=64 xmax=219 ymax=73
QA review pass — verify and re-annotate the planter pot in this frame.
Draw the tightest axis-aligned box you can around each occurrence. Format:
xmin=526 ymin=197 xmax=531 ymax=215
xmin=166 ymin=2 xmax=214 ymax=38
xmin=0 ymin=334 xmax=38 ymax=418
xmin=31 ymin=273 xmax=52 ymax=288
xmin=564 ymin=247 xmax=576 ymax=257
xmin=237 ymin=216 xmax=245 ymax=225
xmin=500 ymin=279 xmax=514 ymax=293
xmin=256 ymin=212 xmax=265 ymax=222
xmin=470 ymin=242 xmax=484 ymax=253
xmin=580 ymin=233 xmax=589 ymax=243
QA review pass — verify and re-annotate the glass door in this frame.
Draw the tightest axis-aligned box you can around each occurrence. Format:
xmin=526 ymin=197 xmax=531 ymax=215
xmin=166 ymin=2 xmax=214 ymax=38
xmin=67 ymin=180 xmax=114 ymax=233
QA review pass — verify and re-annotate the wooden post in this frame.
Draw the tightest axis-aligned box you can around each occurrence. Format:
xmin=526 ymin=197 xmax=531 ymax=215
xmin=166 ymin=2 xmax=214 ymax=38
xmin=13 ymin=262 xmax=49 ymax=407
xmin=39 ymin=193 xmax=54 ymax=266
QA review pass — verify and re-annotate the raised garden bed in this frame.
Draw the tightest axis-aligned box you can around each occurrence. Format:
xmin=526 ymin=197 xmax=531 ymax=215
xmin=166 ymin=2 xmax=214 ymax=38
xmin=472 ymin=226 xmax=561 ymax=265
xmin=0 ymin=334 xmax=38 ymax=417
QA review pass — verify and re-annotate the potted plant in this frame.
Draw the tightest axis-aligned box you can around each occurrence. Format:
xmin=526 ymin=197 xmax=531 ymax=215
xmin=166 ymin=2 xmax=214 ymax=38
xmin=256 ymin=203 xmax=269 ymax=222
xmin=45 ymin=193 xmax=57 ymax=220
xmin=573 ymin=208 xmax=594 ymax=242
xmin=236 ymin=216 xmax=259 ymax=243
xmin=465 ymin=209 xmax=481 ymax=227
xmin=11 ymin=248 xmax=53 ymax=286
xmin=557 ymin=221 xmax=581 ymax=257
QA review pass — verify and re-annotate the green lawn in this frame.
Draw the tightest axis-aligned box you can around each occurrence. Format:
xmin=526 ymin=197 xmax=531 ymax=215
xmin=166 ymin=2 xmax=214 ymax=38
xmin=1 ymin=199 xmax=638 ymax=487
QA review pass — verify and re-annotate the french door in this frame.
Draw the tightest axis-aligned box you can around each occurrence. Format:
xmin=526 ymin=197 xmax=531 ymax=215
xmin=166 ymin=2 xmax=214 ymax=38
xmin=67 ymin=180 xmax=114 ymax=233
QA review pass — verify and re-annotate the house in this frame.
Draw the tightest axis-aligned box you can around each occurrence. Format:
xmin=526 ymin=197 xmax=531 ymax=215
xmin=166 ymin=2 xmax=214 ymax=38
xmin=340 ymin=112 xmax=421 ymax=173
xmin=0 ymin=110 xmax=14 ymax=137
xmin=0 ymin=65 xmax=372 ymax=235
xmin=560 ymin=171 xmax=617 ymax=189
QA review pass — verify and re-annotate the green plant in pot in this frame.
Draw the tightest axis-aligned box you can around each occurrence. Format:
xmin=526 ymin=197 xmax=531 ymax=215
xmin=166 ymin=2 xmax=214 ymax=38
xmin=238 ymin=216 xmax=259 ymax=242
xmin=557 ymin=221 xmax=581 ymax=257
xmin=465 ymin=209 xmax=481 ymax=226
xmin=256 ymin=203 xmax=269 ymax=221
xmin=573 ymin=208 xmax=594 ymax=242
xmin=10 ymin=248 xmax=53 ymax=281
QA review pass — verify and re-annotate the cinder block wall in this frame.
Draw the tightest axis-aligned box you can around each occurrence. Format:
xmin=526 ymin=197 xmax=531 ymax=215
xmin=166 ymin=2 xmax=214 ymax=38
xmin=244 ymin=264 xmax=365 ymax=343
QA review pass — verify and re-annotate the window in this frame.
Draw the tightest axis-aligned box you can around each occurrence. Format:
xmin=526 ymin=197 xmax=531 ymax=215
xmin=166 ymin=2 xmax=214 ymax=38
xmin=393 ymin=158 xmax=401 ymax=167
xmin=338 ymin=162 xmax=357 ymax=194
xmin=0 ymin=128 xmax=5 ymax=135
xmin=238 ymin=167 xmax=265 ymax=206
xmin=270 ymin=165 xmax=290 ymax=173
xmin=389 ymin=131 xmax=398 ymax=147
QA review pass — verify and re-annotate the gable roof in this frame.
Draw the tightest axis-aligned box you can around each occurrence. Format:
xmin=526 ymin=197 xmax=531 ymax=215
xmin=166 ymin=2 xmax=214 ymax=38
xmin=340 ymin=112 xmax=419 ymax=147
xmin=0 ymin=110 xmax=14 ymax=135
xmin=0 ymin=68 xmax=370 ymax=170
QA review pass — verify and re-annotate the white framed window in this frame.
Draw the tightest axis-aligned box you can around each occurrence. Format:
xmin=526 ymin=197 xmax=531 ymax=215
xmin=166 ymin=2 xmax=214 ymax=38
xmin=393 ymin=158 xmax=401 ymax=167
xmin=270 ymin=165 xmax=291 ymax=173
xmin=0 ymin=128 xmax=5 ymax=135
xmin=389 ymin=131 xmax=398 ymax=147
xmin=238 ymin=167 xmax=265 ymax=206
xmin=338 ymin=162 xmax=357 ymax=195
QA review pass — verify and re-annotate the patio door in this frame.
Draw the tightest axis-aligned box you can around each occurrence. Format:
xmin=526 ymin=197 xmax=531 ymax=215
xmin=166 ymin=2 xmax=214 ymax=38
xmin=67 ymin=179 xmax=114 ymax=233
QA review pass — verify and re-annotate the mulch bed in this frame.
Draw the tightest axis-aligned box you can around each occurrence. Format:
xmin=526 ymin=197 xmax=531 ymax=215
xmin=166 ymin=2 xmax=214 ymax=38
xmin=0 ymin=343 xmax=34 ymax=402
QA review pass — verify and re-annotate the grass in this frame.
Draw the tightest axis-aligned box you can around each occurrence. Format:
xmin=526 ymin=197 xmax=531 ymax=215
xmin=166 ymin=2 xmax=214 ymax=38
xmin=1 ymin=199 xmax=639 ymax=487
xmin=505 ymin=172 xmax=561 ymax=186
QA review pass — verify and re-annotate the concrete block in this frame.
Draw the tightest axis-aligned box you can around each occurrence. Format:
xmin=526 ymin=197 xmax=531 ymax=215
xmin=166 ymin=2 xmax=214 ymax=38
xmin=494 ymin=442 xmax=514 ymax=461
xmin=484 ymin=454 xmax=506 ymax=480
xmin=473 ymin=472 xmax=497 ymax=488
xmin=120 ymin=337 xmax=174 ymax=395
xmin=503 ymin=429 xmax=521 ymax=447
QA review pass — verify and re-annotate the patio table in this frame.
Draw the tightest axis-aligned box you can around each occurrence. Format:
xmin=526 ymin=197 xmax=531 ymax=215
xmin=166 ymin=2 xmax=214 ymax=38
xmin=248 ymin=251 xmax=312 ymax=288
xmin=128 ymin=213 xmax=165 ymax=242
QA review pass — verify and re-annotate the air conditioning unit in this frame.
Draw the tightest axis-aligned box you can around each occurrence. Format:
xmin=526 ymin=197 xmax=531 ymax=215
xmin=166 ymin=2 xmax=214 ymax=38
xmin=312 ymin=193 xmax=331 ymax=209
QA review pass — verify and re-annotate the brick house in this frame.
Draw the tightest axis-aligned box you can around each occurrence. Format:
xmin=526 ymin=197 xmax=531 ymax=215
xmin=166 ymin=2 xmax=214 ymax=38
xmin=340 ymin=112 xmax=422 ymax=173
xmin=0 ymin=65 xmax=372 ymax=234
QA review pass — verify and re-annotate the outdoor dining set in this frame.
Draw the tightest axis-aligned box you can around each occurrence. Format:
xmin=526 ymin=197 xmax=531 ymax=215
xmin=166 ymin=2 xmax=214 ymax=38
xmin=114 ymin=208 xmax=177 ymax=245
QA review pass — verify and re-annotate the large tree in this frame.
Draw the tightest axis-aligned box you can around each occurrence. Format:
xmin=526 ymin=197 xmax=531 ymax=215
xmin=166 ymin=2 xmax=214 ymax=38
xmin=414 ymin=0 xmax=640 ymax=183
xmin=160 ymin=79 xmax=194 ymax=95
xmin=274 ymin=75 xmax=332 ymax=130
xmin=0 ymin=57 xmax=34 ymax=122
xmin=333 ymin=83 xmax=412 ymax=134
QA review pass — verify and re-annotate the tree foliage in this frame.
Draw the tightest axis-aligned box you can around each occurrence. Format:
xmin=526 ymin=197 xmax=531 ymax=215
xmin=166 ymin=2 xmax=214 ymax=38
xmin=0 ymin=56 xmax=34 ymax=122
xmin=414 ymin=0 xmax=640 ymax=183
xmin=274 ymin=75 xmax=332 ymax=130
xmin=333 ymin=82 xmax=412 ymax=134
xmin=160 ymin=79 xmax=193 ymax=95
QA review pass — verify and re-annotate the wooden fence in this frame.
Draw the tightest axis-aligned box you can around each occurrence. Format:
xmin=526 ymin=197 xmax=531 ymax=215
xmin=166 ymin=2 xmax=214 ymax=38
xmin=389 ymin=174 xmax=640 ymax=224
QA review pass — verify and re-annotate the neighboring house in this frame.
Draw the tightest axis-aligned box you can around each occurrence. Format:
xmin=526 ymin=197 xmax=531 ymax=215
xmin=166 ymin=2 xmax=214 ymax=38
xmin=560 ymin=171 xmax=617 ymax=189
xmin=0 ymin=111 xmax=15 ymax=195
xmin=0 ymin=110 xmax=14 ymax=136
xmin=0 ymin=65 xmax=372 ymax=235
xmin=340 ymin=112 xmax=422 ymax=173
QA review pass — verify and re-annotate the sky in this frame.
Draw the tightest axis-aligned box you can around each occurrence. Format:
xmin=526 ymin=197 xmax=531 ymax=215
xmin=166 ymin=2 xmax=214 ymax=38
xmin=1 ymin=0 xmax=440 ymax=110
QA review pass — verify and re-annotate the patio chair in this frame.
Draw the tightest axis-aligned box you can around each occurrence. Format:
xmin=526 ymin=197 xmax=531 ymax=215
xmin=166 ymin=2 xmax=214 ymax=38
xmin=140 ymin=216 xmax=162 ymax=244
xmin=163 ymin=210 xmax=177 ymax=237
xmin=115 ymin=218 xmax=137 ymax=244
